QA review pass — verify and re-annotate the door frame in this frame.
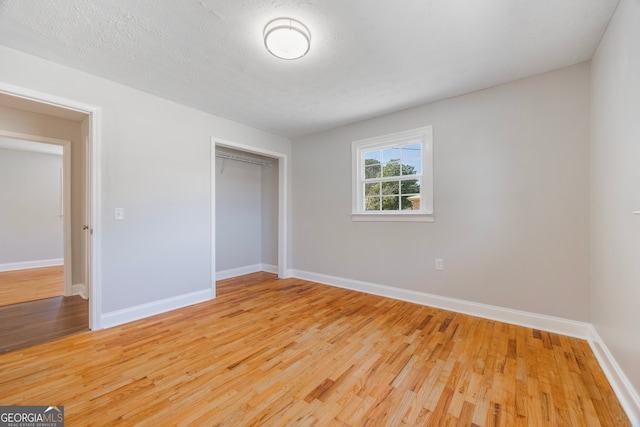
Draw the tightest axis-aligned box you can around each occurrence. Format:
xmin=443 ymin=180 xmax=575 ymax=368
xmin=0 ymin=81 xmax=102 ymax=330
xmin=0 ymin=131 xmax=72 ymax=295
xmin=210 ymin=137 xmax=289 ymax=295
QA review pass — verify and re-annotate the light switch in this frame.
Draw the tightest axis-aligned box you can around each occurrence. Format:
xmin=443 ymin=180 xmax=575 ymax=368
xmin=114 ymin=208 xmax=124 ymax=221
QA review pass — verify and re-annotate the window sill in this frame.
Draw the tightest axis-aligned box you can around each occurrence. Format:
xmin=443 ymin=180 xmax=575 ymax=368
xmin=351 ymin=212 xmax=435 ymax=222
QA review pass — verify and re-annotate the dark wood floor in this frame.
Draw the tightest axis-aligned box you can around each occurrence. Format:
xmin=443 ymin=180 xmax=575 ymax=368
xmin=0 ymin=295 xmax=89 ymax=353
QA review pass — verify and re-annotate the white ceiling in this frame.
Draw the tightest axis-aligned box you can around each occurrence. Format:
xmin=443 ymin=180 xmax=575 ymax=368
xmin=0 ymin=0 xmax=618 ymax=138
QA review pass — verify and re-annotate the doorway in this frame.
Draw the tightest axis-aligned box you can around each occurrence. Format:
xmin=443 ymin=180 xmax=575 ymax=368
xmin=0 ymin=134 xmax=71 ymax=302
xmin=0 ymin=132 xmax=87 ymax=352
xmin=0 ymin=82 xmax=102 ymax=336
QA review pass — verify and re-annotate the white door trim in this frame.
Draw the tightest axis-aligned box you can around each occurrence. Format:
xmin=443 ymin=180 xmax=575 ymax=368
xmin=0 ymin=81 xmax=103 ymax=330
xmin=0 ymin=130 xmax=72 ymax=295
xmin=210 ymin=137 xmax=289 ymax=291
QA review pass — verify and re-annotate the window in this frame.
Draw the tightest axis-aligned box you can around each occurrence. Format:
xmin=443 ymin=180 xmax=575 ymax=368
xmin=352 ymin=126 xmax=433 ymax=222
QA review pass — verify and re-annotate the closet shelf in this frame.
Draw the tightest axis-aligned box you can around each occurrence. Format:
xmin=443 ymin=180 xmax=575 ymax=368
xmin=215 ymin=151 xmax=272 ymax=167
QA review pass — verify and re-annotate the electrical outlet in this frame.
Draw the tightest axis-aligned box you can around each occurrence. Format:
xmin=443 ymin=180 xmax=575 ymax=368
xmin=435 ymin=259 xmax=444 ymax=271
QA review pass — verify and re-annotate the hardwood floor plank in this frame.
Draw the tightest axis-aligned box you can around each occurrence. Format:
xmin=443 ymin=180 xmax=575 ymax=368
xmin=0 ymin=272 xmax=630 ymax=426
xmin=0 ymin=266 xmax=64 ymax=306
xmin=0 ymin=295 xmax=88 ymax=353
xmin=0 ymin=266 xmax=86 ymax=353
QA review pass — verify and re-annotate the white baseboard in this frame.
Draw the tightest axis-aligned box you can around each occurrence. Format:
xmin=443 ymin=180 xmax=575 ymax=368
xmin=216 ymin=264 xmax=262 ymax=280
xmin=261 ymin=263 xmax=278 ymax=274
xmin=72 ymin=283 xmax=87 ymax=299
xmin=588 ymin=327 xmax=640 ymax=426
xmin=100 ymin=289 xmax=213 ymax=329
xmin=0 ymin=258 xmax=63 ymax=272
xmin=290 ymin=269 xmax=592 ymax=339
xmin=216 ymin=263 xmax=279 ymax=280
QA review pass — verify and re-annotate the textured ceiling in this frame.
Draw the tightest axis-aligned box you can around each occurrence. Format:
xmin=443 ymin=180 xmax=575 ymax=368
xmin=0 ymin=0 xmax=619 ymax=138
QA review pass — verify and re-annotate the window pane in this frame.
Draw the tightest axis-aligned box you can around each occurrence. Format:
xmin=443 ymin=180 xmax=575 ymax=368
xmin=401 ymin=159 xmax=421 ymax=175
xmin=382 ymin=147 xmax=400 ymax=163
xmin=381 ymin=181 xmax=399 ymax=195
xmin=364 ymin=150 xmax=381 ymax=162
xmin=401 ymin=178 xmax=420 ymax=195
xmin=382 ymin=160 xmax=401 ymax=177
xmin=365 ymin=163 xmax=381 ymax=179
xmin=364 ymin=182 xmax=379 ymax=196
xmin=365 ymin=196 xmax=380 ymax=211
xmin=401 ymin=195 xmax=420 ymax=210
xmin=402 ymin=143 xmax=421 ymax=160
xmin=381 ymin=196 xmax=400 ymax=210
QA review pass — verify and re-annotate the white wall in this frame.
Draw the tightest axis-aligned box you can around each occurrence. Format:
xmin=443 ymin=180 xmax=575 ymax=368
xmin=0 ymin=45 xmax=291 ymax=318
xmin=292 ymin=64 xmax=591 ymax=321
xmin=261 ymin=160 xmax=279 ymax=268
xmin=0 ymin=147 xmax=63 ymax=266
xmin=591 ymin=0 xmax=640 ymax=406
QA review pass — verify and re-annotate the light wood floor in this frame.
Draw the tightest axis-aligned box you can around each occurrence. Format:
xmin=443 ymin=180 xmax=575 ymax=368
xmin=0 ymin=266 xmax=64 ymax=306
xmin=0 ymin=272 xmax=629 ymax=426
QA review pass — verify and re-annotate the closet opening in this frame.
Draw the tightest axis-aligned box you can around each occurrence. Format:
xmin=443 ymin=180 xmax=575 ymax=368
xmin=211 ymin=139 xmax=288 ymax=292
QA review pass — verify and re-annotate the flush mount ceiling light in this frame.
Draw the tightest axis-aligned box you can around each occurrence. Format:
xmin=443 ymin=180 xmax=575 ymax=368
xmin=263 ymin=18 xmax=311 ymax=60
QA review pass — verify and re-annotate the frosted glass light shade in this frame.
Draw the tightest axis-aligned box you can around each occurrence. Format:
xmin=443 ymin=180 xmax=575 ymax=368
xmin=264 ymin=18 xmax=311 ymax=60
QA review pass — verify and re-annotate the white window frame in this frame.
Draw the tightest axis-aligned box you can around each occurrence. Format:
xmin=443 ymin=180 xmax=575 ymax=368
xmin=351 ymin=126 xmax=433 ymax=222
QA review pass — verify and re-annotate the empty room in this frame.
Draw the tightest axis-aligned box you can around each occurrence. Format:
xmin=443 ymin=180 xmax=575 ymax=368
xmin=0 ymin=0 xmax=638 ymax=425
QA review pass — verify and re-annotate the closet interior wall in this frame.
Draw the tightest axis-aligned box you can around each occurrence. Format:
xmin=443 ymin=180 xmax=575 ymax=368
xmin=215 ymin=147 xmax=278 ymax=277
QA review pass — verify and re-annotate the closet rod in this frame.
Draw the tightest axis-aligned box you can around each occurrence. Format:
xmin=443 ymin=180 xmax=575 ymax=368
xmin=215 ymin=151 xmax=272 ymax=166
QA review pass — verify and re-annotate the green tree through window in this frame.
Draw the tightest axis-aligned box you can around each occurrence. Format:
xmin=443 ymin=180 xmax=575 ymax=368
xmin=364 ymin=159 xmax=420 ymax=211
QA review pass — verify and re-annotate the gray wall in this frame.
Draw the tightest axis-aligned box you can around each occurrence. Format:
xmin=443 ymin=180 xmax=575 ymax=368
xmin=591 ymin=0 xmax=640 ymax=397
xmin=0 ymin=45 xmax=291 ymax=315
xmin=0 ymin=147 xmax=63 ymax=265
xmin=215 ymin=154 xmax=262 ymax=271
xmin=292 ymin=63 xmax=591 ymax=321
xmin=215 ymin=149 xmax=279 ymax=272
